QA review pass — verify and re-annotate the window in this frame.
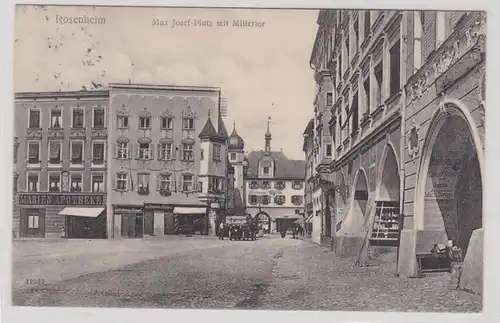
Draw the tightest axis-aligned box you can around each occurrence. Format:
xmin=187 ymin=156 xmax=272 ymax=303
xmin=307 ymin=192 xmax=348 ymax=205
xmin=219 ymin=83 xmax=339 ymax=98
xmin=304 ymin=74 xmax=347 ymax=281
xmin=93 ymin=108 xmax=105 ymax=128
xmin=28 ymin=212 xmax=39 ymax=229
xmin=292 ymin=195 xmax=304 ymax=205
xmin=212 ymin=144 xmax=221 ymax=161
xmin=27 ymin=141 xmax=40 ymax=164
xmin=27 ymin=173 xmax=38 ymax=192
xmin=414 ymin=11 xmax=423 ymax=71
xmin=363 ymin=77 xmax=371 ymax=115
xmin=262 ymin=195 xmax=270 ymax=205
xmin=375 ymin=62 xmax=383 ymax=107
xmin=137 ymin=173 xmax=150 ymax=195
xmin=263 ymin=167 xmax=270 ymax=175
xmin=275 ymin=180 xmax=285 ymax=190
xmin=50 ymin=109 xmax=62 ymax=128
xmin=326 ymin=92 xmax=333 ymax=106
xmin=92 ymin=142 xmax=105 ymax=165
xmin=198 ymin=181 xmax=203 ymax=193
xmin=352 ymin=93 xmax=359 ymax=132
xmin=182 ymin=174 xmax=193 ymax=191
xmin=71 ymin=141 xmax=84 ymax=164
xmin=262 ymin=181 xmax=270 ymax=189
xmin=274 ymin=195 xmax=285 ymax=205
xmin=116 ymin=142 xmax=129 ymax=159
xmin=390 ymin=40 xmax=401 ymax=97
xmin=116 ymin=173 xmax=128 ymax=191
xmin=182 ymin=144 xmax=194 ymax=161
xmin=249 ymin=181 xmax=258 ymax=189
xmin=29 ymin=110 xmax=40 ymax=129
xmin=326 ymin=144 xmax=332 ymax=157
xmin=138 ymin=143 xmax=152 ymax=160
xmin=159 ymin=173 xmax=171 ymax=192
xmin=364 ymin=10 xmax=371 ymax=38
xmin=117 ymin=116 xmax=129 ymax=129
xmin=209 ymin=177 xmax=222 ymax=193
xmin=13 ymin=174 xmax=18 ymax=192
xmin=48 ymin=141 xmax=61 ymax=164
xmin=159 ymin=143 xmax=173 ymax=160
xmin=182 ymin=117 xmax=194 ymax=130
xmin=161 ymin=117 xmax=173 ymax=130
xmin=139 ymin=116 xmax=151 ymax=129
xmin=230 ymin=152 xmax=236 ymax=160
xmin=249 ymin=195 xmax=258 ymax=205
xmin=72 ymin=108 xmax=84 ymax=128
xmin=92 ymin=174 xmax=104 ymax=192
xmin=292 ymin=181 xmax=303 ymax=190
xmin=200 ymin=149 xmax=204 ymax=160
xmin=70 ymin=174 xmax=83 ymax=192
xmin=48 ymin=173 xmax=61 ymax=192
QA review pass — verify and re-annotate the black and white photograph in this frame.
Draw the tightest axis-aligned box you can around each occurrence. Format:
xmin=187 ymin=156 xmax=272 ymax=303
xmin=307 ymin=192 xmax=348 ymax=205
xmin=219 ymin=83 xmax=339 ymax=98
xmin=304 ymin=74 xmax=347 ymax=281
xmin=4 ymin=2 xmax=497 ymax=322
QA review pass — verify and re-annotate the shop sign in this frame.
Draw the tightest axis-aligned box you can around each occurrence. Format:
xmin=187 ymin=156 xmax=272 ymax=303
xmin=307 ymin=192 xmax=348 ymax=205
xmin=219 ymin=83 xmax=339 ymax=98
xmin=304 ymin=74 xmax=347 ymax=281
xmin=114 ymin=207 xmax=143 ymax=214
xmin=18 ymin=194 xmax=104 ymax=206
xmin=144 ymin=203 xmax=173 ymax=211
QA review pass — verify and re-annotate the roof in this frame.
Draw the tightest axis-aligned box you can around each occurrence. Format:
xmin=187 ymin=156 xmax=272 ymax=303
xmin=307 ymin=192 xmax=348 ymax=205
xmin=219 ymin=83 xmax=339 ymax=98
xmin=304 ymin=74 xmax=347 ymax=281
xmin=246 ymin=150 xmax=306 ymax=179
xmin=218 ymin=115 xmax=229 ymax=138
xmin=303 ymin=118 xmax=314 ymax=135
xmin=198 ymin=115 xmax=219 ymax=139
xmin=108 ymin=83 xmax=221 ymax=93
xmin=15 ymin=90 xmax=109 ymax=100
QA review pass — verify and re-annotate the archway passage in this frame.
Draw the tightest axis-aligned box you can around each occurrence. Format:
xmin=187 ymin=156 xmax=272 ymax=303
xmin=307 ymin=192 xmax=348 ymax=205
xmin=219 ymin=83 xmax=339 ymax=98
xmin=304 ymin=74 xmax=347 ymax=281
xmin=335 ymin=176 xmax=347 ymax=233
xmin=254 ymin=212 xmax=272 ymax=234
xmin=371 ymin=146 xmax=401 ymax=245
xmin=424 ymin=115 xmax=482 ymax=252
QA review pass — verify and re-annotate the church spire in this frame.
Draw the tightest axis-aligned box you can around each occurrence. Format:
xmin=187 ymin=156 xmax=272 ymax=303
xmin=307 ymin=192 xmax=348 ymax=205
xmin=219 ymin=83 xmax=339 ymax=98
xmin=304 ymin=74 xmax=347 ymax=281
xmin=264 ymin=116 xmax=272 ymax=153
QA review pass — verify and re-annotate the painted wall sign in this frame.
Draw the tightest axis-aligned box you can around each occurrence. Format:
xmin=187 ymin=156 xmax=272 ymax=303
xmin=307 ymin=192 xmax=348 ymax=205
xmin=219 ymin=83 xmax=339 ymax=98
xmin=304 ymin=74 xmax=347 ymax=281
xmin=18 ymin=194 xmax=104 ymax=206
xmin=114 ymin=207 xmax=143 ymax=214
xmin=143 ymin=203 xmax=173 ymax=210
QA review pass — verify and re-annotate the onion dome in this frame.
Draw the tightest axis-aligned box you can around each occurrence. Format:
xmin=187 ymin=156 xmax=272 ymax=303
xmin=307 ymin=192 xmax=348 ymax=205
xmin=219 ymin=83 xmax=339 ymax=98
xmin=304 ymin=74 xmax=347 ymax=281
xmin=228 ymin=122 xmax=245 ymax=150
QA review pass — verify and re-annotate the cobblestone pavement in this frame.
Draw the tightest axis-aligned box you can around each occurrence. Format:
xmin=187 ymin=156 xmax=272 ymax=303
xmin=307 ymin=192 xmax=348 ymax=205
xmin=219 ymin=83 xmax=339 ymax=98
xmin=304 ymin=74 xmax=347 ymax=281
xmin=12 ymin=235 xmax=481 ymax=312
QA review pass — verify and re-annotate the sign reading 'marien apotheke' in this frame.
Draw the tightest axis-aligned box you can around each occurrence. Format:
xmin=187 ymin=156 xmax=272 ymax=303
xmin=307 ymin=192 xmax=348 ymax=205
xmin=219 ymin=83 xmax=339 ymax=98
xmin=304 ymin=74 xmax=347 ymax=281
xmin=18 ymin=194 xmax=104 ymax=206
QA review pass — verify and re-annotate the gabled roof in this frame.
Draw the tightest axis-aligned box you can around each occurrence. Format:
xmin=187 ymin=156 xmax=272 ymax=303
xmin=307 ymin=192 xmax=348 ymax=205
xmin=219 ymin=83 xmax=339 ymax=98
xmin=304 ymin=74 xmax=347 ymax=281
xmin=198 ymin=115 xmax=223 ymax=142
xmin=218 ymin=115 xmax=229 ymax=138
xmin=245 ymin=150 xmax=306 ymax=179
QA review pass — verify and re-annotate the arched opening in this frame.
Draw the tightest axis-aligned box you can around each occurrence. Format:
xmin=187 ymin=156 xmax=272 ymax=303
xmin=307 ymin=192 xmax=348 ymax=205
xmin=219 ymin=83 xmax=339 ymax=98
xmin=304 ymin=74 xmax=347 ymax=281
xmin=422 ymin=115 xmax=482 ymax=252
xmin=254 ymin=212 xmax=272 ymax=234
xmin=352 ymin=170 xmax=369 ymax=221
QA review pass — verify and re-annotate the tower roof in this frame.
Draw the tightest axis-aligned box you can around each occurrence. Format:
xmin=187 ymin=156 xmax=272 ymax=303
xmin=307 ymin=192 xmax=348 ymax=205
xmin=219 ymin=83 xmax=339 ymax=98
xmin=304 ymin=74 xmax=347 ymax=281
xmin=228 ymin=122 xmax=245 ymax=150
xmin=199 ymin=110 xmax=225 ymax=142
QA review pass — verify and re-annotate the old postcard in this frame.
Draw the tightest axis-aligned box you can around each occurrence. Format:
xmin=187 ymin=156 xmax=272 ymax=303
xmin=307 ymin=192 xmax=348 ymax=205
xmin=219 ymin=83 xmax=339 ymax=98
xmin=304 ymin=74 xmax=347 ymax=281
xmin=9 ymin=3 xmax=487 ymax=317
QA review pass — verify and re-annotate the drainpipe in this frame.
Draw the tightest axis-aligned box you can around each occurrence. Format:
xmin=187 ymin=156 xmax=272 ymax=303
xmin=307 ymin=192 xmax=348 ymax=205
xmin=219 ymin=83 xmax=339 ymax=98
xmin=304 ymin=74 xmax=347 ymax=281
xmin=397 ymin=11 xmax=408 ymax=273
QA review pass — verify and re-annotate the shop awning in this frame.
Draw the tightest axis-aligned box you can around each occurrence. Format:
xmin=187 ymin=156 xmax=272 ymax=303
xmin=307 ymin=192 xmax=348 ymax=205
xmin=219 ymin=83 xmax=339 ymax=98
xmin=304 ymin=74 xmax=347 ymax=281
xmin=58 ymin=207 xmax=105 ymax=218
xmin=173 ymin=207 xmax=207 ymax=215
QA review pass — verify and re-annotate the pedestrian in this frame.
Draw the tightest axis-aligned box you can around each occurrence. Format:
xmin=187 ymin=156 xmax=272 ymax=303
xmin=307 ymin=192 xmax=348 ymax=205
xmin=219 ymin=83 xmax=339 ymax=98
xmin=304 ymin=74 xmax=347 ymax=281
xmin=218 ymin=221 xmax=225 ymax=240
xmin=280 ymin=225 xmax=286 ymax=238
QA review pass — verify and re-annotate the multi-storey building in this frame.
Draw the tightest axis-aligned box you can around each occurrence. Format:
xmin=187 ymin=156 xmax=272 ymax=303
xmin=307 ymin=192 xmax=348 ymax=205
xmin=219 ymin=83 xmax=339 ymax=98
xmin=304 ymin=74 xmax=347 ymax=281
xmin=309 ymin=9 xmax=485 ymax=295
xmin=106 ymin=84 xmax=228 ymax=239
xmin=13 ymin=91 xmax=109 ymax=239
xmin=302 ymin=118 xmax=315 ymax=237
xmin=399 ymin=12 xmax=485 ymax=294
xmin=244 ymin=119 xmax=306 ymax=233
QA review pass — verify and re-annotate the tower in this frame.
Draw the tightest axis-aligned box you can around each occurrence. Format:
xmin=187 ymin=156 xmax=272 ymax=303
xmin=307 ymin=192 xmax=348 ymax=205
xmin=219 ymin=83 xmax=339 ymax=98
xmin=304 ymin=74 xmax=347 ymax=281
xmin=259 ymin=116 xmax=275 ymax=178
xmin=264 ymin=116 xmax=272 ymax=154
xmin=228 ymin=122 xmax=246 ymax=215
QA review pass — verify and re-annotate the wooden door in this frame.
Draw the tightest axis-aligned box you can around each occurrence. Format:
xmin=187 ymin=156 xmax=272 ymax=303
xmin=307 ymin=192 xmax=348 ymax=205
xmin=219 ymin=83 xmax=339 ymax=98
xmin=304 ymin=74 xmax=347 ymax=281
xmin=143 ymin=211 xmax=154 ymax=236
xmin=135 ymin=215 xmax=144 ymax=238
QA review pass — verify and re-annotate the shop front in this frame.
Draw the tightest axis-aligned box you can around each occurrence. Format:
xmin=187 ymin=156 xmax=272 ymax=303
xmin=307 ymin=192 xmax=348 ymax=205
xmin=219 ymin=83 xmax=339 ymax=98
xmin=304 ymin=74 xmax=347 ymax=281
xmin=112 ymin=205 xmax=144 ymax=239
xmin=173 ymin=206 xmax=208 ymax=235
xmin=16 ymin=193 xmax=106 ymax=239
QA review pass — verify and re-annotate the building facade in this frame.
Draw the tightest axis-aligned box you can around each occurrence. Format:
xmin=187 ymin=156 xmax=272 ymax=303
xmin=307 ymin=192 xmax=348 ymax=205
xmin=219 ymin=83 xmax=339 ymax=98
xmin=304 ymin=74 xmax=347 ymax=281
xmin=309 ymin=9 xmax=485 ymax=294
xmin=302 ymin=119 xmax=315 ymax=238
xmin=13 ymin=91 xmax=109 ymax=239
xmin=399 ymin=12 xmax=485 ymax=294
xmin=106 ymin=84 xmax=228 ymax=239
xmin=244 ymin=119 xmax=306 ymax=233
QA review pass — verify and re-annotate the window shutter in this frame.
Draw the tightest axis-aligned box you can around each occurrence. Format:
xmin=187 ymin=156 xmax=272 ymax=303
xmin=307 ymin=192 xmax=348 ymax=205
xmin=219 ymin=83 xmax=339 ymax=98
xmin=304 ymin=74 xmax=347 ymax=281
xmin=111 ymin=173 xmax=117 ymax=190
xmin=156 ymin=174 xmax=161 ymax=191
xmin=192 ymin=176 xmax=197 ymax=191
xmin=149 ymin=144 xmax=154 ymax=160
xmin=157 ymin=143 xmax=161 ymax=160
xmin=128 ymin=173 xmax=133 ymax=191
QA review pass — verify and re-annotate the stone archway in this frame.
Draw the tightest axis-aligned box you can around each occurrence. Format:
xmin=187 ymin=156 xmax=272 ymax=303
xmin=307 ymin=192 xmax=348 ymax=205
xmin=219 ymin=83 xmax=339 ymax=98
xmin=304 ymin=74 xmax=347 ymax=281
xmin=254 ymin=211 xmax=272 ymax=233
xmin=351 ymin=169 xmax=369 ymax=220
xmin=416 ymin=101 xmax=483 ymax=255
xmin=336 ymin=174 xmax=347 ymax=231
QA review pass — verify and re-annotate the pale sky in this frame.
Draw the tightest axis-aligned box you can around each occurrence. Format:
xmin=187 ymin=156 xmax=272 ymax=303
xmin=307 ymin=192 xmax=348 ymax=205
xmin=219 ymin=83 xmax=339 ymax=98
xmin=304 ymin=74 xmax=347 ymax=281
xmin=14 ymin=5 xmax=319 ymax=160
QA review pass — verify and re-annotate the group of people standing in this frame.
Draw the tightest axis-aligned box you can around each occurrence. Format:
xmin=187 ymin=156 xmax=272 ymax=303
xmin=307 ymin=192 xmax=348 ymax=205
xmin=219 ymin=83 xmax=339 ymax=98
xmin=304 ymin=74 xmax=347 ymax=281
xmin=280 ymin=223 xmax=305 ymax=239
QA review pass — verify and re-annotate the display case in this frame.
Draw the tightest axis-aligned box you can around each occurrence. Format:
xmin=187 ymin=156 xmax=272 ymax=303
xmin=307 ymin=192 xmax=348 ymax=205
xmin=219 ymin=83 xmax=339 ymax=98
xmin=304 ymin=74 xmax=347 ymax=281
xmin=369 ymin=201 xmax=400 ymax=247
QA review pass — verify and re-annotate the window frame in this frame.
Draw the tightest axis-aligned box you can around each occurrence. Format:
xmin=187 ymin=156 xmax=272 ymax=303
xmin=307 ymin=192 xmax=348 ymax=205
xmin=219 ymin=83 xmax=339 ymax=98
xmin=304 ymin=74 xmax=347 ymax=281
xmin=71 ymin=107 xmax=85 ymax=129
xmin=138 ymin=116 xmax=152 ymax=130
xmin=28 ymin=109 xmax=41 ymax=129
xmin=70 ymin=172 xmax=83 ymax=192
xmin=91 ymin=173 xmax=105 ymax=193
xmin=50 ymin=108 xmax=63 ymax=129
xmin=92 ymin=107 xmax=106 ymax=129
xmin=27 ymin=172 xmax=39 ymax=192
xmin=26 ymin=140 xmax=41 ymax=166
xmin=91 ymin=140 xmax=106 ymax=166
xmin=70 ymin=140 xmax=85 ymax=166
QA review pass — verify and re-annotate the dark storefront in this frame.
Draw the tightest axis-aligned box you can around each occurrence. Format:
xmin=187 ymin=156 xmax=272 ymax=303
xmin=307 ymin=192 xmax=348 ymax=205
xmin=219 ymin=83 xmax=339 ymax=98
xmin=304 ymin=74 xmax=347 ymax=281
xmin=16 ymin=193 xmax=107 ymax=239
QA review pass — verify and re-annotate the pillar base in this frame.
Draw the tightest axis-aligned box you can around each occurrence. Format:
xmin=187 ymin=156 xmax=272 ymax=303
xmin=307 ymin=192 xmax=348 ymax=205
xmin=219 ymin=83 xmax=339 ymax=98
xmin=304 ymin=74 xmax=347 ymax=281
xmin=459 ymin=228 xmax=483 ymax=295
